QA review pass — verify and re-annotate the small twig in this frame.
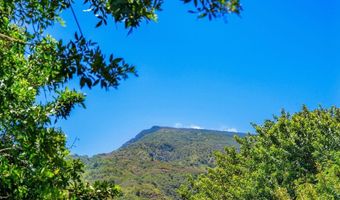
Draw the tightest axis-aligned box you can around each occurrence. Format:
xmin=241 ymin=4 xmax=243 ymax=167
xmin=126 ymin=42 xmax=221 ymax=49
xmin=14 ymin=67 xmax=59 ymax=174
xmin=68 ymin=0 xmax=84 ymax=37
xmin=0 ymin=194 xmax=9 ymax=199
xmin=0 ymin=147 xmax=12 ymax=153
xmin=69 ymin=136 xmax=79 ymax=149
xmin=0 ymin=33 xmax=26 ymax=44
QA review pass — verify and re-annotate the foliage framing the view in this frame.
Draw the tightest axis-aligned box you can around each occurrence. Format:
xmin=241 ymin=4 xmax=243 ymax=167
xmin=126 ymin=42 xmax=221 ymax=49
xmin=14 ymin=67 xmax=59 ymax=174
xmin=179 ymin=107 xmax=340 ymax=200
xmin=0 ymin=0 xmax=240 ymax=199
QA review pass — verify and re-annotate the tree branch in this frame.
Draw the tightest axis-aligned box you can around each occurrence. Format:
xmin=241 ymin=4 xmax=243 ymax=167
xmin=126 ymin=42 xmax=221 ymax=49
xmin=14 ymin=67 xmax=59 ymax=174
xmin=0 ymin=147 xmax=13 ymax=153
xmin=0 ymin=194 xmax=9 ymax=199
xmin=0 ymin=33 xmax=26 ymax=44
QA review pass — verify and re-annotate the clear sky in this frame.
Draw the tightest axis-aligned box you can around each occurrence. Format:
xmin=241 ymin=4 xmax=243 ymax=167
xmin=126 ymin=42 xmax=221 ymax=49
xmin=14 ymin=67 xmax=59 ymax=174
xmin=53 ymin=0 xmax=340 ymax=156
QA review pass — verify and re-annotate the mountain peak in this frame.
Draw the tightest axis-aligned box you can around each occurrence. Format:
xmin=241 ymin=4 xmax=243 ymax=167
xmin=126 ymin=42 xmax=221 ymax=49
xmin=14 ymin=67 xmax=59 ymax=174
xmin=120 ymin=126 xmax=243 ymax=149
xmin=84 ymin=126 xmax=242 ymax=199
xmin=121 ymin=126 xmax=162 ymax=148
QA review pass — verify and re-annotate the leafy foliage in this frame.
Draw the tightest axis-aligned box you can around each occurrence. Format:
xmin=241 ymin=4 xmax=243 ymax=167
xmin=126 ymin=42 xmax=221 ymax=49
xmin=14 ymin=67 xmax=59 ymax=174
xmin=179 ymin=106 xmax=340 ymax=200
xmin=85 ymin=0 xmax=242 ymax=30
xmin=0 ymin=0 xmax=240 ymax=199
xmin=0 ymin=4 xmax=123 ymax=199
xmin=80 ymin=126 xmax=242 ymax=199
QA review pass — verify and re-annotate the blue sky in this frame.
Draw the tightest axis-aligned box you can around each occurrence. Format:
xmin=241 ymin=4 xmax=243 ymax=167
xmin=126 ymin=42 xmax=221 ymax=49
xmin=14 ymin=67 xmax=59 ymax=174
xmin=54 ymin=0 xmax=340 ymax=155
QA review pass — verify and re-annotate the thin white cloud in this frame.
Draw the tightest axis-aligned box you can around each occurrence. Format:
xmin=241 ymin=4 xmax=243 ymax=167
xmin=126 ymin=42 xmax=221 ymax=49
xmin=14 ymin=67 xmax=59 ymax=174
xmin=226 ymin=128 xmax=238 ymax=132
xmin=189 ymin=124 xmax=203 ymax=129
xmin=174 ymin=123 xmax=203 ymax=129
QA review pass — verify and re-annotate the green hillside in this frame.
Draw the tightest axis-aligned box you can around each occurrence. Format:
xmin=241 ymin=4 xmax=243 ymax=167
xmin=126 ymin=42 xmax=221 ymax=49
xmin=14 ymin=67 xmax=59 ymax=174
xmin=79 ymin=126 xmax=243 ymax=199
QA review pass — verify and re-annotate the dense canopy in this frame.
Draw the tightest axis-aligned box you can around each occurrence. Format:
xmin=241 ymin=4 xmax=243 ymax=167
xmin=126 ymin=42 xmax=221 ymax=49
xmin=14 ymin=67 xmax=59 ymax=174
xmin=179 ymin=107 xmax=340 ymax=199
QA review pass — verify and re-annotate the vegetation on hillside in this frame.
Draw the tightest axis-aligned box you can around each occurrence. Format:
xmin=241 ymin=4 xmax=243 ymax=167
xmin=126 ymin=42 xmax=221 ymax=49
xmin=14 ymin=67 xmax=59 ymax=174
xmin=179 ymin=106 xmax=340 ymax=200
xmin=80 ymin=127 xmax=243 ymax=199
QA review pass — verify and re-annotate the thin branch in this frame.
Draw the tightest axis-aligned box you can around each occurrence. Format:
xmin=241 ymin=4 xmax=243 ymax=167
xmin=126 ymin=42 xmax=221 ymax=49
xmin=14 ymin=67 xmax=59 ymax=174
xmin=0 ymin=147 xmax=13 ymax=153
xmin=0 ymin=33 xmax=26 ymax=44
xmin=0 ymin=194 xmax=9 ymax=199
xmin=69 ymin=136 xmax=79 ymax=149
xmin=68 ymin=0 xmax=84 ymax=37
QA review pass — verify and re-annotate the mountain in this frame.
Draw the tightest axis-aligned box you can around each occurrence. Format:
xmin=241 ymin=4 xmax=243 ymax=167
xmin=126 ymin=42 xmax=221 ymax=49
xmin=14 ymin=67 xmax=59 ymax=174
xmin=79 ymin=126 xmax=244 ymax=200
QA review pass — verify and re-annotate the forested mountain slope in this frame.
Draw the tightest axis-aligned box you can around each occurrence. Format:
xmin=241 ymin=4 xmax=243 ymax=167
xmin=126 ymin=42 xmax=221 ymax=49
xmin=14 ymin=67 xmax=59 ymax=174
xmin=78 ymin=126 xmax=244 ymax=199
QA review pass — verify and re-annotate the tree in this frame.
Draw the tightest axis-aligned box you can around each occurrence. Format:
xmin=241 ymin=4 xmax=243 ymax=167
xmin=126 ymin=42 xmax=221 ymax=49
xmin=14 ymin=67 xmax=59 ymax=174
xmin=179 ymin=106 xmax=340 ymax=200
xmin=0 ymin=0 xmax=241 ymax=199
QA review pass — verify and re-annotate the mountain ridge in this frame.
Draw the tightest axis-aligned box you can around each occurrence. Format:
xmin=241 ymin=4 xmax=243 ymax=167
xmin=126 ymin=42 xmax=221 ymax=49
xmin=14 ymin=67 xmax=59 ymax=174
xmin=81 ymin=126 xmax=244 ymax=199
xmin=121 ymin=125 xmax=245 ymax=149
